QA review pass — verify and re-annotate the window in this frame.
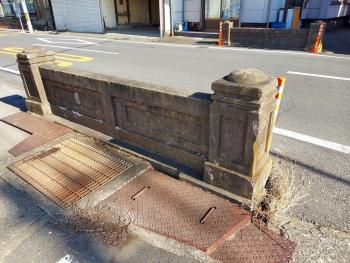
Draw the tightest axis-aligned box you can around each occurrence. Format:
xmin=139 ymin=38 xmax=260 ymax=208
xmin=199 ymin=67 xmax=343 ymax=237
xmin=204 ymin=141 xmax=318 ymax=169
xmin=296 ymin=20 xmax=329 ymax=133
xmin=205 ymin=0 xmax=240 ymax=19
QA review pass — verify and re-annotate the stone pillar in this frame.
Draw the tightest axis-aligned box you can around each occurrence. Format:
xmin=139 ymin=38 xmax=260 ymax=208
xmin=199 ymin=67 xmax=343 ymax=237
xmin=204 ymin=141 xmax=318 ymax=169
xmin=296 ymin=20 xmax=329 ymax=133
xmin=17 ymin=47 xmax=55 ymax=115
xmin=204 ymin=69 xmax=276 ymax=206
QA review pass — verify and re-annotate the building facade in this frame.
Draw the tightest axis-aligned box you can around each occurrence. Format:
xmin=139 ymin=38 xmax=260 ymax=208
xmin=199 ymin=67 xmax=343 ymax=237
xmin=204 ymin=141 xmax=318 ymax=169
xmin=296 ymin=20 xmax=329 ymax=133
xmin=36 ymin=0 xmax=288 ymax=34
xmin=50 ymin=0 xmax=160 ymax=33
xmin=0 ymin=0 xmax=55 ymax=30
xmin=301 ymin=0 xmax=350 ymax=20
xmin=3 ymin=0 xmax=347 ymax=34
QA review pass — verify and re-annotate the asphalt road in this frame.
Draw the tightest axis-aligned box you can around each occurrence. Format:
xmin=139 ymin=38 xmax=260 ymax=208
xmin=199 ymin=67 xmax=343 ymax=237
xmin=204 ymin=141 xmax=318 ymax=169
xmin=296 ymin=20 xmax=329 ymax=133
xmin=0 ymin=29 xmax=349 ymax=230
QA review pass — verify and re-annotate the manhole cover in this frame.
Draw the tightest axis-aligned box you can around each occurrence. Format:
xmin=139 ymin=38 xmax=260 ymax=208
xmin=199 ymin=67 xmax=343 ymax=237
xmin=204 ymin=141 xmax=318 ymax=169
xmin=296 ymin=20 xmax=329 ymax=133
xmin=101 ymin=169 xmax=251 ymax=253
xmin=8 ymin=137 xmax=133 ymax=208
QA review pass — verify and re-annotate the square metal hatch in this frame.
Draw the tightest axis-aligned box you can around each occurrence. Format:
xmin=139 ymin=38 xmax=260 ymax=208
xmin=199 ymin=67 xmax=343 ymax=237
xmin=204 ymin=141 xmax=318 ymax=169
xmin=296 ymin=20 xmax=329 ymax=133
xmin=8 ymin=137 xmax=133 ymax=208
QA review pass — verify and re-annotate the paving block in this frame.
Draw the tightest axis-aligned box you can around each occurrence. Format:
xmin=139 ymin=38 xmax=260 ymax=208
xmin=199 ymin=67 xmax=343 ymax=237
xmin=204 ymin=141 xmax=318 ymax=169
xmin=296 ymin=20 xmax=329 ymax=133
xmin=1 ymin=112 xmax=72 ymax=156
xmin=210 ymin=222 xmax=295 ymax=263
xmin=100 ymin=169 xmax=251 ymax=253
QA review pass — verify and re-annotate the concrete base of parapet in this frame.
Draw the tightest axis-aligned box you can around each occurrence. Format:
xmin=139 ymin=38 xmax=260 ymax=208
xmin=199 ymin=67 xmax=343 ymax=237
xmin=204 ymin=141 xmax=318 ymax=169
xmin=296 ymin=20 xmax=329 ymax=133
xmin=203 ymin=162 xmax=253 ymax=200
xmin=179 ymin=172 xmax=251 ymax=209
xmin=25 ymin=100 xmax=44 ymax=116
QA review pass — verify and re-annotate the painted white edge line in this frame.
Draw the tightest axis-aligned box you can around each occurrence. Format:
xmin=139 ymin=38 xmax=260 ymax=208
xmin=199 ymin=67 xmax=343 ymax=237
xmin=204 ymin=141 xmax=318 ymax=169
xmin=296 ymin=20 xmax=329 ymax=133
xmin=209 ymin=46 xmax=350 ymax=60
xmin=33 ymin=44 xmax=120 ymax=55
xmin=273 ymin=127 xmax=350 ymax=154
xmin=0 ymin=67 xmax=20 ymax=75
xmin=287 ymin=71 xmax=350 ymax=81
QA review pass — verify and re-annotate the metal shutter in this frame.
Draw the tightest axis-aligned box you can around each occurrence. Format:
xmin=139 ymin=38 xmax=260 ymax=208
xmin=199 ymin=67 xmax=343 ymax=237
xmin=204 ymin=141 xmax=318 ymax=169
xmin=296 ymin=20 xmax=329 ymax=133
xmin=51 ymin=0 xmax=103 ymax=33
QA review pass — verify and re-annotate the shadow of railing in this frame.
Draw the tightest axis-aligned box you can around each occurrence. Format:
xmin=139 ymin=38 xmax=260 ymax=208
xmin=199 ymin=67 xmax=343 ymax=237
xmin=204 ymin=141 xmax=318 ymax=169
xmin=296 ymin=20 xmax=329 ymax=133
xmin=271 ymin=151 xmax=350 ymax=187
xmin=0 ymin=95 xmax=26 ymax=111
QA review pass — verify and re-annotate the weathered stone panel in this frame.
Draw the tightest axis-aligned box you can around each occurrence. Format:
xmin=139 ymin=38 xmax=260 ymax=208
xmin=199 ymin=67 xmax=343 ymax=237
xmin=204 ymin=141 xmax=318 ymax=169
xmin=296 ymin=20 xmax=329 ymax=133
xmin=38 ymin=64 xmax=210 ymax=171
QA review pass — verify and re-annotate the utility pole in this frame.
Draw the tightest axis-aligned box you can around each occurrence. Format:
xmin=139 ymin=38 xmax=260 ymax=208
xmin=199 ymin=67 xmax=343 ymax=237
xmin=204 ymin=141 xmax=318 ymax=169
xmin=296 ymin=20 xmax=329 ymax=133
xmin=20 ymin=0 xmax=33 ymax=33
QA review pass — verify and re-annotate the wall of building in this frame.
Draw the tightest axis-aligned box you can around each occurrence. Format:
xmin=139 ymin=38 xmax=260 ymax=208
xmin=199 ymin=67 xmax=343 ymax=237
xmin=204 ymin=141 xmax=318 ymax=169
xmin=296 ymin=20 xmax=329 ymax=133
xmin=101 ymin=0 xmax=117 ymax=28
xmin=151 ymin=0 xmax=160 ymax=25
xmin=50 ymin=0 xmax=104 ymax=32
xmin=184 ymin=0 xmax=201 ymax=22
xmin=240 ymin=0 xmax=286 ymax=24
xmin=115 ymin=0 xmax=128 ymax=25
xmin=129 ymin=0 xmax=149 ymax=25
xmin=301 ymin=0 xmax=350 ymax=20
xmin=172 ymin=0 xmax=184 ymax=25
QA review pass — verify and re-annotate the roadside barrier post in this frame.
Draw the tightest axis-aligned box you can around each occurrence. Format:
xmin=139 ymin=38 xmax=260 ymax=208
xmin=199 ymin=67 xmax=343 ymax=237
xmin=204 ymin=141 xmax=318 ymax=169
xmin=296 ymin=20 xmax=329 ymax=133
xmin=274 ymin=76 xmax=286 ymax=123
xmin=204 ymin=69 xmax=277 ymax=206
xmin=307 ymin=21 xmax=326 ymax=53
xmin=218 ymin=21 xmax=223 ymax=47
xmin=313 ymin=22 xmax=325 ymax=53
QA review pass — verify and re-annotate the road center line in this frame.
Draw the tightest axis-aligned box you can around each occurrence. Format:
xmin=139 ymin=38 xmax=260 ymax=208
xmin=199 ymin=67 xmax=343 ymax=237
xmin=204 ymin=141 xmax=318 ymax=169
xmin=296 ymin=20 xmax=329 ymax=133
xmin=0 ymin=67 xmax=20 ymax=75
xmin=287 ymin=71 xmax=350 ymax=81
xmin=33 ymin=44 xmax=120 ymax=55
xmin=273 ymin=127 xmax=350 ymax=154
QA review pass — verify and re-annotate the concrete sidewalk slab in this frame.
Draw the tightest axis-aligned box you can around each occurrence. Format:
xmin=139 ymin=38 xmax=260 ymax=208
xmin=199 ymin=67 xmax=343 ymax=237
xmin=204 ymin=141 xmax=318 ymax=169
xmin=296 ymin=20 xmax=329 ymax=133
xmin=100 ymin=169 xmax=251 ymax=253
xmin=1 ymin=112 xmax=73 ymax=156
xmin=210 ymin=222 xmax=295 ymax=263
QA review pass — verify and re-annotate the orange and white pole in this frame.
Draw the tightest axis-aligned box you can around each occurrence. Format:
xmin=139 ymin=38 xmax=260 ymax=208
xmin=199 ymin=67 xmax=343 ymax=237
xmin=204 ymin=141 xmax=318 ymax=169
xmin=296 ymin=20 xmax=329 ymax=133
xmin=218 ymin=21 xmax=223 ymax=47
xmin=313 ymin=23 xmax=325 ymax=53
xmin=274 ymin=76 xmax=286 ymax=123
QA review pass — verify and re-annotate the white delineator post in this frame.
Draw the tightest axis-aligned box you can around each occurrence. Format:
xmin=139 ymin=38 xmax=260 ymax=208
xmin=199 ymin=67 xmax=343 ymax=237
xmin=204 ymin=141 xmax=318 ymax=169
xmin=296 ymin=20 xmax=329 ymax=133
xmin=20 ymin=0 xmax=33 ymax=33
xmin=274 ymin=76 xmax=286 ymax=123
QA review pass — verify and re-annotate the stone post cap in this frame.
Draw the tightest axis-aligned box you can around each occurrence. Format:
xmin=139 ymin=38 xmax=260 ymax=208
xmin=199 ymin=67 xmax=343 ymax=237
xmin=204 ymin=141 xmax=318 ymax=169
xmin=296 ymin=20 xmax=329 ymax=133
xmin=16 ymin=47 xmax=55 ymax=64
xmin=212 ymin=68 xmax=277 ymax=100
xmin=17 ymin=47 xmax=55 ymax=61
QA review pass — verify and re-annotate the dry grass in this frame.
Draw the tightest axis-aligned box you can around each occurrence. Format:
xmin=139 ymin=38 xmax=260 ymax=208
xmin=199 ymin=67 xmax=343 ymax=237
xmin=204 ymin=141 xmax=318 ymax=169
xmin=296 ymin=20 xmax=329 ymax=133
xmin=55 ymin=202 xmax=132 ymax=248
xmin=253 ymin=158 xmax=307 ymax=229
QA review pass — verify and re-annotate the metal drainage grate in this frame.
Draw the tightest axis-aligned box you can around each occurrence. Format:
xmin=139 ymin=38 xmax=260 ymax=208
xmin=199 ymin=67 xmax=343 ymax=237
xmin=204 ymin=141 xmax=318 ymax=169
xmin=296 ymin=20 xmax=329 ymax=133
xmin=8 ymin=137 xmax=133 ymax=208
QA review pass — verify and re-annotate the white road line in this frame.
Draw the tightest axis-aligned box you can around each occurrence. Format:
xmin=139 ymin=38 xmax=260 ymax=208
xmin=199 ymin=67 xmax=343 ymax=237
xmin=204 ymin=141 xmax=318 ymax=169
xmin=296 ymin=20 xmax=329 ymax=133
xmin=0 ymin=67 xmax=20 ymax=75
xmin=209 ymin=46 xmax=350 ymax=60
xmin=29 ymin=32 xmax=350 ymax=60
xmin=287 ymin=71 xmax=350 ymax=81
xmin=273 ymin=127 xmax=350 ymax=154
xmin=37 ymin=37 xmax=97 ymax=45
xmin=33 ymin=44 xmax=120 ymax=55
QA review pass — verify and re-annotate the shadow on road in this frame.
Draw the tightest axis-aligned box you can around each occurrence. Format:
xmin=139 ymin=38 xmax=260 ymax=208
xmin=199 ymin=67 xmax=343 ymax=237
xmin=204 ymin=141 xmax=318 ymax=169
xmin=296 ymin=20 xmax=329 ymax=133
xmin=271 ymin=152 xmax=350 ymax=187
xmin=0 ymin=95 xmax=26 ymax=111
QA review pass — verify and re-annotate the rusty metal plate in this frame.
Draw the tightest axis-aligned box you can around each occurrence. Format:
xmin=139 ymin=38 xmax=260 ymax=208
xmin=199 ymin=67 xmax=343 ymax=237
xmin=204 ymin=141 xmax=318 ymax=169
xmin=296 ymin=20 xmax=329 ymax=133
xmin=1 ymin=112 xmax=72 ymax=156
xmin=101 ymin=169 xmax=251 ymax=253
xmin=210 ymin=222 xmax=295 ymax=263
xmin=8 ymin=137 xmax=133 ymax=208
